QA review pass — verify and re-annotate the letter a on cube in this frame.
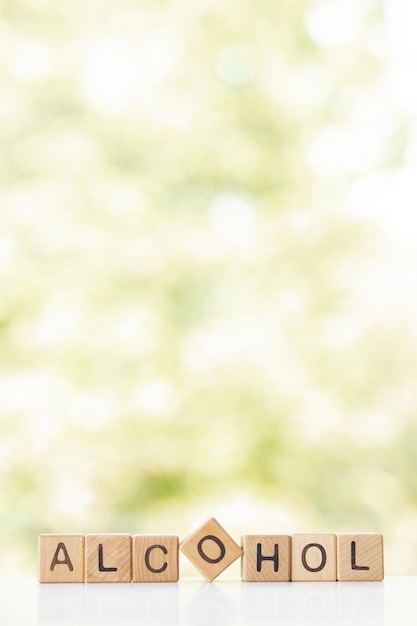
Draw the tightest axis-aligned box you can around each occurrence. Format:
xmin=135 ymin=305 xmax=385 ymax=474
xmin=38 ymin=534 xmax=85 ymax=583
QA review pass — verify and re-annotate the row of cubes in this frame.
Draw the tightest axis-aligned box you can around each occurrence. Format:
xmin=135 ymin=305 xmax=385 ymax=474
xmin=38 ymin=517 xmax=384 ymax=583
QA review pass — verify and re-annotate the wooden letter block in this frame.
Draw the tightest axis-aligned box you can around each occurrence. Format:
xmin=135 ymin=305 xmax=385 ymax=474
xmin=337 ymin=533 xmax=384 ymax=581
xmin=38 ymin=534 xmax=85 ymax=583
xmin=180 ymin=517 xmax=243 ymax=582
xmin=86 ymin=534 xmax=132 ymax=583
xmin=133 ymin=535 xmax=179 ymax=582
xmin=241 ymin=535 xmax=291 ymax=582
xmin=291 ymin=533 xmax=336 ymax=581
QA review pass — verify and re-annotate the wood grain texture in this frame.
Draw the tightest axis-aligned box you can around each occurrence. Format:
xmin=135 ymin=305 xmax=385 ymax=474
xmin=85 ymin=534 xmax=132 ymax=583
xmin=291 ymin=533 xmax=336 ymax=581
xmin=133 ymin=535 xmax=179 ymax=582
xmin=337 ymin=533 xmax=384 ymax=581
xmin=180 ymin=517 xmax=243 ymax=582
xmin=38 ymin=534 xmax=85 ymax=583
xmin=241 ymin=535 xmax=291 ymax=582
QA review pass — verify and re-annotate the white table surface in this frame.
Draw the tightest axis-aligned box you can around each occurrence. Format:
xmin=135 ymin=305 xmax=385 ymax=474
xmin=1 ymin=576 xmax=414 ymax=625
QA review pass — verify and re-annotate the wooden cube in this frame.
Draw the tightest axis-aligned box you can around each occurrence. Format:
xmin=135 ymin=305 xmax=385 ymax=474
xmin=337 ymin=533 xmax=384 ymax=581
xmin=133 ymin=535 xmax=179 ymax=582
xmin=85 ymin=534 xmax=132 ymax=583
xmin=38 ymin=534 xmax=85 ymax=583
xmin=241 ymin=535 xmax=291 ymax=582
xmin=291 ymin=533 xmax=336 ymax=581
xmin=180 ymin=517 xmax=243 ymax=582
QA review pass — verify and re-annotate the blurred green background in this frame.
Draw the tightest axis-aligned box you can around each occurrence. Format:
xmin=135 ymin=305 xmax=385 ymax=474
xmin=1 ymin=0 xmax=417 ymax=577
